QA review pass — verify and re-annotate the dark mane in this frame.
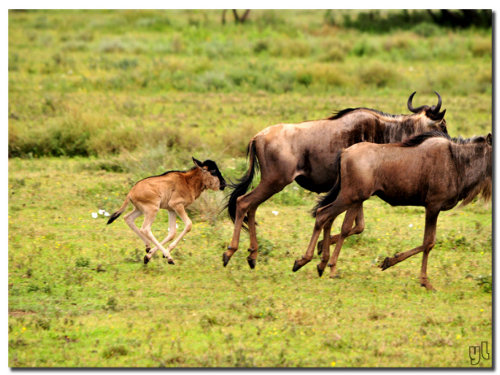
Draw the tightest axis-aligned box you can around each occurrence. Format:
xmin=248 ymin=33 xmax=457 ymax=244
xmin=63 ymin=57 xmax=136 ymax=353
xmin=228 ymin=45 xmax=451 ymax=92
xmin=401 ymin=131 xmax=450 ymax=147
xmin=451 ymin=135 xmax=488 ymax=144
xmin=328 ymin=107 xmax=404 ymax=120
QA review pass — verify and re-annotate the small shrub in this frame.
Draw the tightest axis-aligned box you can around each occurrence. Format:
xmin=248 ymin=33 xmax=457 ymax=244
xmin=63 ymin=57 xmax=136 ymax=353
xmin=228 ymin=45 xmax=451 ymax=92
xmin=105 ymin=297 xmax=119 ymax=311
xmin=296 ymin=70 xmax=313 ymax=87
xmin=359 ymin=62 xmax=399 ymax=87
xmin=75 ymin=257 xmax=90 ymax=268
xmin=475 ymin=275 xmax=492 ymax=293
xmin=412 ymin=22 xmax=440 ymax=37
xmin=253 ymin=40 xmax=269 ymax=54
xmin=35 ymin=318 xmax=51 ymax=330
xmin=98 ymin=39 xmax=125 ymax=53
xmin=269 ymin=38 xmax=311 ymax=58
xmin=323 ymin=10 xmax=336 ymax=26
xmin=470 ymin=38 xmax=491 ymax=57
xmin=350 ymin=39 xmax=379 ymax=57
xmin=102 ymin=345 xmax=128 ymax=358
xmin=196 ymin=70 xmax=233 ymax=91
xmin=114 ymin=58 xmax=138 ymax=70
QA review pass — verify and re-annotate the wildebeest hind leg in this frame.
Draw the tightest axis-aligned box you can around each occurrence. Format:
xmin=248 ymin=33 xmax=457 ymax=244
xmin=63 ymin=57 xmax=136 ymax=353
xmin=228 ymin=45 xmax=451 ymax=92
xmin=224 ymin=180 xmax=286 ymax=267
xmin=294 ymin=200 xmax=348 ymax=272
xmin=327 ymin=204 xmax=360 ymax=278
xmin=318 ymin=206 xmax=364 ymax=255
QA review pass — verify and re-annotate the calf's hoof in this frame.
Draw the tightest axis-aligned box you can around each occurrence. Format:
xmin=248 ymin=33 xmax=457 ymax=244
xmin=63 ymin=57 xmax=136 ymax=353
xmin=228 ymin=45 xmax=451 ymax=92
xmin=167 ymin=259 xmax=175 ymax=265
xmin=247 ymin=257 xmax=256 ymax=269
xmin=143 ymin=255 xmax=150 ymax=265
xmin=222 ymin=253 xmax=231 ymax=267
xmin=145 ymin=247 xmax=151 ymax=254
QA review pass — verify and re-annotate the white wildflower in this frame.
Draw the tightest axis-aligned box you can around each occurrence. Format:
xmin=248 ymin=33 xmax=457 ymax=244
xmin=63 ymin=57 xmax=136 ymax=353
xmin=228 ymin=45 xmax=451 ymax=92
xmin=91 ymin=212 xmax=98 ymax=219
xmin=409 ymin=224 xmax=413 ymax=228
xmin=104 ymin=212 xmax=110 ymax=217
xmin=98 ymin=209 xmax=105 ymax=215
xmin=272 ymin=210 xmax=279 ymax=216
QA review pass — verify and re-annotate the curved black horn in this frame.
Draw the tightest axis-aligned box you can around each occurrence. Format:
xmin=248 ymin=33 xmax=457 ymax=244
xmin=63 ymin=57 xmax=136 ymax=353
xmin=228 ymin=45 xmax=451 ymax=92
xmin=407 ymin=91 xmax=426 ymax=113
xmin=432 ymin=91 xmax=442 ymax=113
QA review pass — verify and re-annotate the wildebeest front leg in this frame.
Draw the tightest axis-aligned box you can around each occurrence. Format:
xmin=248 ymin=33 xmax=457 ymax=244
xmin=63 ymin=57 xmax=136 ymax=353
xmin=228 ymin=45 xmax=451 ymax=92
xmin=380 ymin=208 xmax=439 ymax=290
xmin=419 ymin=209 xmax=439 ymax=290
xmin=318 ymin=206 xmax=365 ymax=255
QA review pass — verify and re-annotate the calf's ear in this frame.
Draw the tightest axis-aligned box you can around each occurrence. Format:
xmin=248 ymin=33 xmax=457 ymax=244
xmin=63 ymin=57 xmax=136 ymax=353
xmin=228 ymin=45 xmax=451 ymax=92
xmin=486 ymin=133 xmax=492 ymax=145
xmin=192 ymin=157 xmax=203 ymax=168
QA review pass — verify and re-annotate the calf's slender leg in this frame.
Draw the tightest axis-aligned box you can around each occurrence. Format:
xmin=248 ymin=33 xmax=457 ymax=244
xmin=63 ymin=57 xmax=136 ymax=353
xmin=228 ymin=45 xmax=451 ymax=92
xmin=163 ymin=204 xmax=192 ymax=255
xmin=124 ymin=208 xmax=150 ymax=251
xmin=147 ymin=210 xmax=177 ymax=254
xmin=379 ymin=208 xmax=439 ymax=290
xmin=141 ymin=206 xmax=175 ymax=265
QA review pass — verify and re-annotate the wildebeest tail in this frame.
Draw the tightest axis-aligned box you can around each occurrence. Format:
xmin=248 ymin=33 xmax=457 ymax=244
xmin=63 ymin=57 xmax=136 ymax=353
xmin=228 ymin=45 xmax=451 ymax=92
xmin=312 ymin=151 xmax=342 ymax=217
xmin=107 ymin=196 xmax=130 ymax=225
xmin=226 ymin=139 xmax=259 ymax=226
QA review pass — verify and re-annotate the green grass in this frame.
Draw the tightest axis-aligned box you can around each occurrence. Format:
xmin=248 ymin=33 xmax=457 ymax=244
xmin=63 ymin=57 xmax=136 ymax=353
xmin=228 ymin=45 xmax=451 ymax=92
xmin=8 ymin=158 xmax=492 ymax=367
xmin=8 ymin=10 xmax=492 ymax=367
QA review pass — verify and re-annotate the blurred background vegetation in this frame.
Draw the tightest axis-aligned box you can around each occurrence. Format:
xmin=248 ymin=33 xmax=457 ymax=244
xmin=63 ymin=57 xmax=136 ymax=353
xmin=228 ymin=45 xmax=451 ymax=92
xmin=9 ymin=9 xmax=492 ymax=168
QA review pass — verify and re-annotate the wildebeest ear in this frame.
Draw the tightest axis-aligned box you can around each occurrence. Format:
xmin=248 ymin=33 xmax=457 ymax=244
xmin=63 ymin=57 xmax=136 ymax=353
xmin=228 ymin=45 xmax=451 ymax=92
xmin=486 ymin=133 xmax=492 ymax=145
xmin=192 ymin=157 xmax=203 ymax=168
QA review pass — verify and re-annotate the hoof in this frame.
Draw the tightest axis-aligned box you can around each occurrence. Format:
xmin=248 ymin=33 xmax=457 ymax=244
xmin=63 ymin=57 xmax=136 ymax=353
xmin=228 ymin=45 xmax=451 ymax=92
xmin=247 ymin=257 xmax=256 ymax=269
xmin=292 ymin=259 xmax=303 ymax=272
xmin=222 ymin=253 xmax=231 ymax=267
xmin=143 ymin=255 xmax=150 ymax=265
xmin=145 ymin=247 xmax=151 ymax=254
xmin=317 ymin=264 xmax=324 ymax=277
xmin=167 ymin=259 xmax=175 ymax=265
xmin=379 ymin=257 xmax=391 ymax=271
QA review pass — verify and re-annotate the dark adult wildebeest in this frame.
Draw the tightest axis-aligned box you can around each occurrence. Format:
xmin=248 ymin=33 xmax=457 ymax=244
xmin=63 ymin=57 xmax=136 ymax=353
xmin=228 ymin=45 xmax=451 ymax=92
xmin=293 ymin=131 xmax=492 ymax=290
xmin=224 ymin=92 xmax=448 ymax=269
xmin=107 ymin=158 xmax=226 ymax=265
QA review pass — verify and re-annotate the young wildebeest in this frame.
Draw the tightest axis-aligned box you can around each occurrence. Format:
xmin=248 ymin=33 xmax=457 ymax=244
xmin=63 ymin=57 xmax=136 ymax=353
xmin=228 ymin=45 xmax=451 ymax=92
xmin=293 ymin=131 xmax=492 ymax=290
xmin=107 ymin=158 xmax=226 ymax=265
xmin=224 ymin=92 xmax=448 ymax=269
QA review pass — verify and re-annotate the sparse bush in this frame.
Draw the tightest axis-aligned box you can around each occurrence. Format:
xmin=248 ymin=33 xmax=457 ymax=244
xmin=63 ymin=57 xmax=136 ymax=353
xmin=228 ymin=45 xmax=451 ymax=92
xmin=412 ymin=22 xmax=440 ymax=37
xmin=359 ymin=62 xmax=399 ymax=87
xmin=350 ymin=39 xmax=379 ymax=57
xmin=98 ymin=39 xmax=125 ymax=53
xmin=269 ymin=38 xmax=311 ymax=58
xmin=470 ymin=38 xmax=491 ymax=57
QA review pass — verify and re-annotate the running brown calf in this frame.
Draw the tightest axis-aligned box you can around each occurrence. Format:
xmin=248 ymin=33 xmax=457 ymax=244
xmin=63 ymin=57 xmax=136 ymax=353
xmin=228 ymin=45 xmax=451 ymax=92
xmin=107 ymin=158 xmax=226 ymax=265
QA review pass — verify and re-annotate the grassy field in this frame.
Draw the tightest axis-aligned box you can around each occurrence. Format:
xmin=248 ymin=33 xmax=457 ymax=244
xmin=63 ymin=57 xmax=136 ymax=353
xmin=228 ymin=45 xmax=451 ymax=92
xmin=8 ymin=10 xmax=492 ymax=367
